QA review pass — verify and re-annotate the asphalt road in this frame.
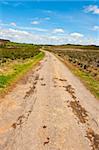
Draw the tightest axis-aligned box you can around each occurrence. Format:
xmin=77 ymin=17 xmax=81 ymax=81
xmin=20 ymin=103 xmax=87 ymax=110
xmin=0 ymin=51 xmax=99 ymax=150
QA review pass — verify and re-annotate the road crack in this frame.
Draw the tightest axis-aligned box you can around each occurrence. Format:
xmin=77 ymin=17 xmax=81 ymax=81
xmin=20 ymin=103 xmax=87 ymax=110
xmin=86 ymin=128 xmax=99 ymax=150
xmin=24 ymin=74 xmax=39 ymax=99
xmin=69 ymin=100 xmax=88 ymax=124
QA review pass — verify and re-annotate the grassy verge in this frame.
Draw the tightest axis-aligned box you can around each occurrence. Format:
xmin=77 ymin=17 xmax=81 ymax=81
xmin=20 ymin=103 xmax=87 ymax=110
xmin=72 ymin=68 xmax=99 ymax=98
xmin=55 ymin=54 xmax=99 ymax=99
xmin=0 ymin=51 xmax=44 ymax=94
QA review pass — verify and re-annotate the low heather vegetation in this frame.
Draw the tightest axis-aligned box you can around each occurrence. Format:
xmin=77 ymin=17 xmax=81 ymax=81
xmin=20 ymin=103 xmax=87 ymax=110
xmin=45 ymin=45 xmax=99 ymax=98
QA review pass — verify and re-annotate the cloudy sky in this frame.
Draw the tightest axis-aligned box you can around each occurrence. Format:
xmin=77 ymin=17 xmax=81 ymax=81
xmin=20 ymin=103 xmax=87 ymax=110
xmin=0 ymin=0 xmax=99 ymax=45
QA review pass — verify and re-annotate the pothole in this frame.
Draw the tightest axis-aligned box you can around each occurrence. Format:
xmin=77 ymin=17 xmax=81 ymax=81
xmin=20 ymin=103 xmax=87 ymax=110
xmin=69 ymin=100 xmax=88 ymax=124
xmin=86 ymin=128 xmax=99 ymax=150
xmin=43 ymin=137 xmax=50 ymax=146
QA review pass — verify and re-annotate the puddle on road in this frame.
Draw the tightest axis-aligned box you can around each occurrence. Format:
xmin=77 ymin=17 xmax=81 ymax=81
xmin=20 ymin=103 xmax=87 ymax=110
xmin=86 ymin=128 xmax=99 ymax=150
xmin=69 ymin=100 xmax=88 ymax=124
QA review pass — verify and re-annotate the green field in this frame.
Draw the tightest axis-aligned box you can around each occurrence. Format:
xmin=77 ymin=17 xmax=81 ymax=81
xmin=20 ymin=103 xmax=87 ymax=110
xmin=0 ymin=42 xmax=44 ymax=94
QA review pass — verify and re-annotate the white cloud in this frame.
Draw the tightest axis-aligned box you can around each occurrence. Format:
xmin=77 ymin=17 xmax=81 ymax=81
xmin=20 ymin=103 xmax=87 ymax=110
xmin=0 ymin=22 xmax=17 ymax=27
xmin=0 ymin=27 xmax=98 ymax=45
xmin=8 ymin=28 xmax=29 ymax=35
xmin=52 ymin=28 xmax=64 ymax=34
xmin=16 ymin=26 xmax=47 ymax=32
xmin=0 ymin=28 xmax=29 ymax=38
xmin=70 ymin=32 xmax=84 ymax=38
xmin=84 ymin=5 xmax=99 ymax=14
xmin=0 ymin=21 xmax=47 ymax=32
xmin=30 ymin=17 xmax=50 ymax=25
xmin=0 ymin=28 xmax=65 ymax=44
xmin=0 ymin=28 xmax=39 ymax=43
xmin=31 ymin=21 xmax=40 ymax=25
xmin=10 ymin=22 xmax=16 ymax=27
xmin=92 ymin=25 xmax=99 ymax=31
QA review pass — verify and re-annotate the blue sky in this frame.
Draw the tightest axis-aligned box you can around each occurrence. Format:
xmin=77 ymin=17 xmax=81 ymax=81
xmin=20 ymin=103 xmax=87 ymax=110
xmin=0 ymin=0 xmax=99 ymax=45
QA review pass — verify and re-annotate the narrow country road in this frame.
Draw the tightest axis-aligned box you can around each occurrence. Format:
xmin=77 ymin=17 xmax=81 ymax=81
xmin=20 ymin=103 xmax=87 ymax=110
xmin=0 ymin=51 xmax=99 ymax=150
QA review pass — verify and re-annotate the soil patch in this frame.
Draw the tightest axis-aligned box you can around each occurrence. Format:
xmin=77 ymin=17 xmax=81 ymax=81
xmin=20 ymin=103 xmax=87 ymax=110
xmin=69 ymin=100 xmax=88 ymax=123
xmin=86 ymin=128 xmax=99 ymax=150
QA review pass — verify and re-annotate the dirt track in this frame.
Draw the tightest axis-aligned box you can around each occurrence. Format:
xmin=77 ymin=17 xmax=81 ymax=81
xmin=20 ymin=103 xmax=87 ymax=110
xmin=0 ymin=51 xmax=99 ymax=150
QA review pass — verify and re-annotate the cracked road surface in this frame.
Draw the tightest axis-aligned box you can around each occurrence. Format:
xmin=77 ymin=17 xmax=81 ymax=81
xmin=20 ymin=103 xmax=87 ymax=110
xmin=0 ymin=51 xmax=99 ymax=150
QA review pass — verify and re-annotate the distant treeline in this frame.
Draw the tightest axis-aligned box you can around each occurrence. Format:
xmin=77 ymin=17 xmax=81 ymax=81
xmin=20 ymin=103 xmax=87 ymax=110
xmin=46 ymin=44 xmax=99 ymax=50
xmin=0 ymin=39 xmax=99 ymax=50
